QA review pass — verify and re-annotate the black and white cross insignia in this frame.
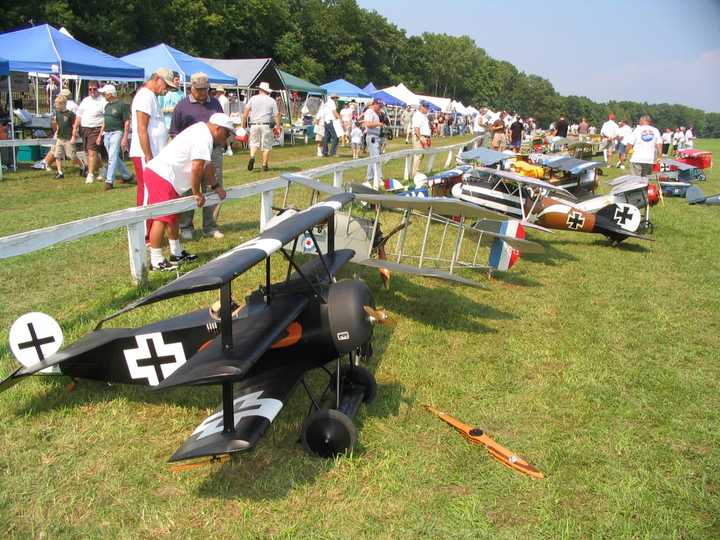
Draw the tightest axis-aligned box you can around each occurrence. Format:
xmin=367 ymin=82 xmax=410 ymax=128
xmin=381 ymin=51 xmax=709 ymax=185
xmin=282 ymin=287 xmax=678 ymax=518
xmin=566 ymin=212 xmax=585 ymax=230
xmin=9 ymin=312 xmax=64 ymax=368
xmin=17 ymin=322 xmax=55 ymax=361
xmin=124 ymin=333 xmax=186 ymax=386
xmin=614 ymin=205 xmax=634 ymax=225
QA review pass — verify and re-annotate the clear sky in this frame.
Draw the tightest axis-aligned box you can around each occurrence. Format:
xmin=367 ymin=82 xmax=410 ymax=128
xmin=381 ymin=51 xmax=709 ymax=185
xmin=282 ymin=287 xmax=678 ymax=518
xmin=357 ymin=0 xmax=720 ymax=112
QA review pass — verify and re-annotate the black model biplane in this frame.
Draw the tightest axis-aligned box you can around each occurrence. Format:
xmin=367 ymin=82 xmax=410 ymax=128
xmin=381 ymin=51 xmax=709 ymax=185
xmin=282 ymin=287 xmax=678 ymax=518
xmin=4 ymin=193 xmax=389 ymax=463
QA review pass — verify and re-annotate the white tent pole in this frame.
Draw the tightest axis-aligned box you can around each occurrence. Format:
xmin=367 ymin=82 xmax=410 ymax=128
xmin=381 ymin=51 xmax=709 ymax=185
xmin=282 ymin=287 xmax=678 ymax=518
xmin=8 ymin=73 xmax=16 ymax=170
xmin=35 ymin=76 xmax=39 ymax=114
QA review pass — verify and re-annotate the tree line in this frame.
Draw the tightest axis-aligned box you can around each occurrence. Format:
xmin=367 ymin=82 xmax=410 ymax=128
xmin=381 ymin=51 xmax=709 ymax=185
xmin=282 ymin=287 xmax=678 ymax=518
xmin=4 ymin=0 xmax=719 ymax=136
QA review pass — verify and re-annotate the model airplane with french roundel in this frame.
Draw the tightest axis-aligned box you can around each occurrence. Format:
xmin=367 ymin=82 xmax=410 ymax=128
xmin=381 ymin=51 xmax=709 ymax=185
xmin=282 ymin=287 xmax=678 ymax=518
xmin=3 ymin=193 xmax=391 ymax=464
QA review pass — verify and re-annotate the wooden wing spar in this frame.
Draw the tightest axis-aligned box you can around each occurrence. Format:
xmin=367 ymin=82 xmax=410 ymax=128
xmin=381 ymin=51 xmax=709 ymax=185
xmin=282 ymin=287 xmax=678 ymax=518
xmin=425 ymin=405 xmax=544 ymax=480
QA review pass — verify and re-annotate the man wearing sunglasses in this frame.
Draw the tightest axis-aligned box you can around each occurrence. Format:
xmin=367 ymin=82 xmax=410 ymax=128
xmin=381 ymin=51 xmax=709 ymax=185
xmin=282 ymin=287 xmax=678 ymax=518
xmin=71 ymin=81 xmax=106 ymax=184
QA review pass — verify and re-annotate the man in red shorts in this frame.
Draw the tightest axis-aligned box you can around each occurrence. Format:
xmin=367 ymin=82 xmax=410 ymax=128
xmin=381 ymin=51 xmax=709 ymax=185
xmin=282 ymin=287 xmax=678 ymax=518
xmin=144 ymin=113 xmax=232 ymax=271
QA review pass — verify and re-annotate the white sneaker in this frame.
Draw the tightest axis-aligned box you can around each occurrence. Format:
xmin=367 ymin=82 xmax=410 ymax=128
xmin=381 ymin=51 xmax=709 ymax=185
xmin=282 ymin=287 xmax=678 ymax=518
xmin=31 ymin=161 xmax=47 ymax=170
xmin=208 ymin=230 xmax=225 ymax=239
xmin=85 ymin=173 xmax=95 ymax=184
xmin=619 ymin=164 xmax=625 ymax=169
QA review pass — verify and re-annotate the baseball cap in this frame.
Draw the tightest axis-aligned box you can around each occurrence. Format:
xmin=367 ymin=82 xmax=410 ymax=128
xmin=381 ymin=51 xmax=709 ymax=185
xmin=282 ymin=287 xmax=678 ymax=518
xmin=420 ymin=100 xmax=430 ymax=109
xmin=190 ymin=72 xmax=209 ymax=89
xmin=372 ymin=97 xmax=384 ymax=105
xmin=154 ymin=67 xmax=178 ymax=89
xmin=99 ymin=84 xmax=117 ymax=96
xmin=209 ymin=113 xmax=236 ymax=136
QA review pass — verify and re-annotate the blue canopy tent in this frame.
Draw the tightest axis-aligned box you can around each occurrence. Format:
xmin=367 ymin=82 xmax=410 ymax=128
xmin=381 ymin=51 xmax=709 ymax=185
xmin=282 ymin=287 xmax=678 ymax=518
xmin=0 ymin=24 xmax=144 ymax=80
xmin=320 ymin=79 xmax=371 ymax=101
xmin=363 ymin=82 xmax=378 ymax=93
xmin=121 ymin=44 xmax=237 ymax=86
xmin=372 ymin=90 xmax=405 ymax=107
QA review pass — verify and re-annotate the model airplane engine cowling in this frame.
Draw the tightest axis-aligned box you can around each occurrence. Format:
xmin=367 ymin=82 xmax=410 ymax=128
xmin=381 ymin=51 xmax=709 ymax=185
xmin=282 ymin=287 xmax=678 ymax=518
xmin=647 ymin=183 xmax=660 ymax=206
xmin=326 ymin=279 xmax=375 ymax=355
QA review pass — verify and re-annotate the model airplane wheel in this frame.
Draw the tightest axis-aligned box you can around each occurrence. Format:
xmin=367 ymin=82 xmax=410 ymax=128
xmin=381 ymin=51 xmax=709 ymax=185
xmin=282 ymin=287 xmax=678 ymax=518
xmin=638 ymin=219 xmax=654 ymax=235
xmin=333 ymin=364 xmax=377 ymax=403
xmin=301 ymin=408 xmax=357 ymax=458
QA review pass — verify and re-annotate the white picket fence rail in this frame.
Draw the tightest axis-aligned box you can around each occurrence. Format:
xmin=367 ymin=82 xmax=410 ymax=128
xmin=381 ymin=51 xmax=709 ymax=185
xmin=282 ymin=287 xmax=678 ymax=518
xmin=0 ymin=136 xmax=481 ymax=284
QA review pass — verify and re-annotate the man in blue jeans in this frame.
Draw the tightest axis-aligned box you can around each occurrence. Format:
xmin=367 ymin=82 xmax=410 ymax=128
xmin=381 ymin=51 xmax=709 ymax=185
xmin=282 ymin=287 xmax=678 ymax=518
xmin=321 ymin=93 xmax=340 ymax=156
xmin=97 ymin=84 xmax=133 ymax=190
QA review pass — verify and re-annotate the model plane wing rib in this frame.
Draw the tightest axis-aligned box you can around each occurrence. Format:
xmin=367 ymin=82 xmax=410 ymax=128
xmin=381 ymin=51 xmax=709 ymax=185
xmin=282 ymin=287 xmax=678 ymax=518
xmin=355 ymin=193 xmax=503 ymax=221
xmin=356 ymin=259 xmax=488 ymax=288
xmin=475 ymin=166 xmax=577 ymax=199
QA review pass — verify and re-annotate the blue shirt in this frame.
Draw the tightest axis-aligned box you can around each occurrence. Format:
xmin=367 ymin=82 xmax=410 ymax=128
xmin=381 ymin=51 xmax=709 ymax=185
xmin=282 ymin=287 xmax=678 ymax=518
xmin=158 ymin=90 xmax=184 ymax=131
xmin=169 ymin=95 xmax=222 ymax=137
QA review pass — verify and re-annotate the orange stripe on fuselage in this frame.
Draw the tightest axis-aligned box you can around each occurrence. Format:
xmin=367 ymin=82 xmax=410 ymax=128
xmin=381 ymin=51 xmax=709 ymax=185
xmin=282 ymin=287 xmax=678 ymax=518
xmin=270 ymin=322 xmax=303 ymax=349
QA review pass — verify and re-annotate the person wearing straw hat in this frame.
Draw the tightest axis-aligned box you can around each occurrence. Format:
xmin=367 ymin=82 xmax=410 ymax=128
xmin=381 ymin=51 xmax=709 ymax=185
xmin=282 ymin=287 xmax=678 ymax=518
xmin=243 ymin=81 xmax=280 ymax=172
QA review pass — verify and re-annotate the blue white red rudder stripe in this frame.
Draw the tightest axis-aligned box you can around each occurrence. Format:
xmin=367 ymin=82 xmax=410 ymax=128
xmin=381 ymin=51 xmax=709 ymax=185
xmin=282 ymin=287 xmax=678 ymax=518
xmin=488 ymin=221 xmax=524 ymax=271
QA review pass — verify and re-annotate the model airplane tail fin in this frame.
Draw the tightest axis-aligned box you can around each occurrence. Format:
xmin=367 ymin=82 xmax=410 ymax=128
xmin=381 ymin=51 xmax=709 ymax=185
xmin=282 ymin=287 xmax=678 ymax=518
xmin=686 ymin=185 xmax=706 ymax=205
xmin=488 ymin=221 xmax=525 ymax=271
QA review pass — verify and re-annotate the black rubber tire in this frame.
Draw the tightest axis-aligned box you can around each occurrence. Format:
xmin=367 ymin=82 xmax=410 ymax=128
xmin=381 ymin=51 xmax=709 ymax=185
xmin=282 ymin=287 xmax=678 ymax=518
xmin=301 ymin=408 xmax=357 ymax=458
xmin=331 ymin=364 xmax=377 ymax=403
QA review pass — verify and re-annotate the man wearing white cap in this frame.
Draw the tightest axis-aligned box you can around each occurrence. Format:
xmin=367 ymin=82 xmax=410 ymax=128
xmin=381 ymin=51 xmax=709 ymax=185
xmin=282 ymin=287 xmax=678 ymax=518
xmin=243 ymin=81 xmax=280 ymax=172
xmin=97 ymin=84 xmax=133 ymax=190
xmin=143 ymin=113 xmax=231 ymax=271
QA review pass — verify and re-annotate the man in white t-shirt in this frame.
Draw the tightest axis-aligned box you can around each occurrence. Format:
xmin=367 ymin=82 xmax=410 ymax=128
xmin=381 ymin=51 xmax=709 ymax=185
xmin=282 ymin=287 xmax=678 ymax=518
xmin=339 ymin=103 xmax=353 ymax=146
xmin=685 ymin=126 xmax=695 ymax=148
xmin=320 ymin=93 xmax=341 ymax=157
xmin=615 ymin=120 xmax=634 ymax=169
xmin=411 ymin=100 xmax=432 ymax=178
xmin=672 ymin=128 xmax=685 ymax=153
xmin=71 ymin=81 xmax=106 ymax=183
xmin=363 ymin=98 xmax=384 ymax=187
xmin=627 ymin=115 xmax=662 ymax=178
xmin=600 ymin=113 xmax=619 ymax=165
xmin=130 ymin=67 xmax=176 ymax=208
xmin=143 ymin=113 xmax=232 ymax=271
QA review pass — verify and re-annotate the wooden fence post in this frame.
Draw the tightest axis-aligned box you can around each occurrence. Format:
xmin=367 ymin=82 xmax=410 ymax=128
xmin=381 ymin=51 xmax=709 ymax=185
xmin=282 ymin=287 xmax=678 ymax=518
xmin=333 ymin=170 xmax=344 ymax=189
xmin=260 ymin=189 xmax=274 ymax=230
xmin=426 ymin=153 xmax=436 ymax=174
xmin=373 ymin=160 xmax=382 ymax=190
xmin=404 ymin=155 xmax=412 ymax=181
xmin=127 ymin=222 xmax=147 ymax=285
xmin=444 ymin=149 xmax=454 ymax=168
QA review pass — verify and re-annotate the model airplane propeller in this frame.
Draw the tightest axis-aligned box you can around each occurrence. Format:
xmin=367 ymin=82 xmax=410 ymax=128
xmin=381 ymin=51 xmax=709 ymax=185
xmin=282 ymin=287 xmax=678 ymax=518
xmin=4 ymin=193 xmax=387 ymax=464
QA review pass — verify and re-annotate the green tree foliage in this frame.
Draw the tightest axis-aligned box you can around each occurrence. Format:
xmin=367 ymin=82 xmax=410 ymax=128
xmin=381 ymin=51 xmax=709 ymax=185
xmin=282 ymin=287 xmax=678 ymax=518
xmin=1 ymin=0 xmax=715 ymax=135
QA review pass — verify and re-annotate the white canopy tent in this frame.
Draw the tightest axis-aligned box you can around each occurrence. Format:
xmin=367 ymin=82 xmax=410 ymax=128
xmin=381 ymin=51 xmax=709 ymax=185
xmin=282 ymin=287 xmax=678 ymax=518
xmin=417 ymin=94 xmax=452 ymax=113
xmin=381 ymin=83 xmax=420 ymax=107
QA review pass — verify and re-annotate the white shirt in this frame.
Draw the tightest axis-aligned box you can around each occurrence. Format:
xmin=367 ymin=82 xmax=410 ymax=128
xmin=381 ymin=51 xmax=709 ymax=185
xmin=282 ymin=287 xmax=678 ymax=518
xmin=129 ymin=87 xmax=167 ymax=159
xmin=217 ymin=94 xmax=230 ymax=115
xmin=351 ymin=126 xmax=363 ymax=144
xmin=320 ymin=99 xmax=338 ymax=123
xmin=147 ymin=122 xmax=213 ymax=194
xmin=662 ymin=132 xmax=672 ymax=144
xmin=618 ymin=125 xmax=633 ymax=145
xmin=340 ymin=107 xmax=353 ymax=123
xmin=412 ymin=110 xmax=431 ymax=137
xmin=673 ymin=131 xmax=685 ymax=144
xmin=66 ymin=99 xmax=79 ymax=114
xmin=628 ymin=125 xmax=661 ymax=164
xmin=246 ymin=93 xmax=278 ymax=124
xmin=77 ymin=95 xmax=106 ymax=128
xmin=685 ymin=128 xmax=694 ymax=142
xmin=600 ymin=120 xmax=619 ymax=139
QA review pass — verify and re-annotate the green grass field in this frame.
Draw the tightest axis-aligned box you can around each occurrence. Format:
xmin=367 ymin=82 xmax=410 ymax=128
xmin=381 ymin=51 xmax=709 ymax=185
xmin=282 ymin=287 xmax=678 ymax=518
xmin=1 ymin=137 xmax=718 ymax=539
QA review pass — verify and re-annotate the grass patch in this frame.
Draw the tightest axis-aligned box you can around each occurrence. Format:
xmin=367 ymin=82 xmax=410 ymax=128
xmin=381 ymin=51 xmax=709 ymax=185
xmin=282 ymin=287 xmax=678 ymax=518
xmin=1 ymin=138 xmax=719 ymax=538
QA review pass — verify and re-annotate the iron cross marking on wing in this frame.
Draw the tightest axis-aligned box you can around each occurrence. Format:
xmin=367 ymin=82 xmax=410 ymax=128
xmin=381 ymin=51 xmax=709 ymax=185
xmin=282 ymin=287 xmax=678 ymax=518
xmin=17 ymin=322 xmax=56 ymax=361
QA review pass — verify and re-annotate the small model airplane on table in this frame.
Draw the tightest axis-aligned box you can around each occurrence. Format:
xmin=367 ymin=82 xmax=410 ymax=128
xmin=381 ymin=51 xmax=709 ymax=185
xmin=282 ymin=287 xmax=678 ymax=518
xmin=451 ymin=167 xmax=655 ymax=244
xmin=4 ymin=193 xmax=389 ymax=463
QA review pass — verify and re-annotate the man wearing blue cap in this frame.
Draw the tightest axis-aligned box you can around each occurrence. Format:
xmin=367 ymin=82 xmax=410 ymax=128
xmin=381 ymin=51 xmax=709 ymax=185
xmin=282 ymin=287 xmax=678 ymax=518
xmin=363 ymin=98 xmax=384 ymax=188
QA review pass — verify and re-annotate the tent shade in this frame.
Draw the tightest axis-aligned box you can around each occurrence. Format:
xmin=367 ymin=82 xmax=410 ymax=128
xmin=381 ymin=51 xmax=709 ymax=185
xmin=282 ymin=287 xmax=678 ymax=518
xmin=198 ymin=57 xmax=284 ymax=90
xmin=320 ymin=79 xmax=370 ymax=99
xmin=121 ymin=44 xmax=236 ymax=85
xmin=417 ymin=94 xmax=451 ymax=113
xmin=278 ymin=69 xmax=325 ymax=95
xmin=0 ymin=24 xmax=144 ymax=79
xmin=372 ymin=90 xmax=405 ymax=107
xmin=0 ymin=57 xmax=8 ymax=76
xmin=363 ymin=82 xmax=378 ymax=93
